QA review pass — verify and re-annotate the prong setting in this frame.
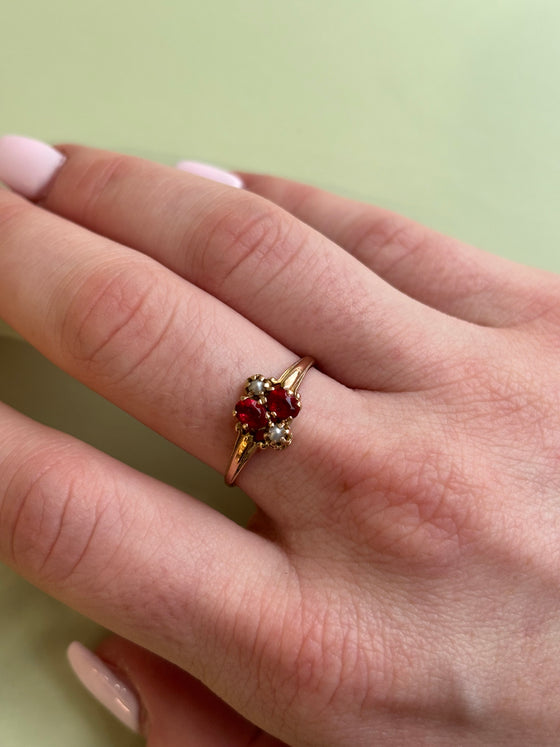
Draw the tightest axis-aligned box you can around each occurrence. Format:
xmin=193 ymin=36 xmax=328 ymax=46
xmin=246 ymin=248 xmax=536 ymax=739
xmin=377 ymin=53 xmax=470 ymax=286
xmin=225 ymin=357 xmax=314 ymax=486
xmin=233 ymin=375 xmax=301 ymax=450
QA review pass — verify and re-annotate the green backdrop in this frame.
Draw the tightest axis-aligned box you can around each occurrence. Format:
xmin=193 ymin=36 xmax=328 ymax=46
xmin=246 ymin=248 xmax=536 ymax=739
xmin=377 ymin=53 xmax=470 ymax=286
xmin=1 ymin=1 xmax=559 ymax=744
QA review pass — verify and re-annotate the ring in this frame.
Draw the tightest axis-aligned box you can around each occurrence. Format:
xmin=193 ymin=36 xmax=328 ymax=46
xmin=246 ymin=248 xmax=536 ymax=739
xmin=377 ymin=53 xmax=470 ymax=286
xmin=225 ymin=356 xmax=314 ymax=486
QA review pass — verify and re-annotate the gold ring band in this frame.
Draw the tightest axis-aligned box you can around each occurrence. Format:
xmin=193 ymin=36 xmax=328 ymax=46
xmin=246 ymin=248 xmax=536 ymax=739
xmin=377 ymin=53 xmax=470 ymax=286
xmin=225 ymin=356 xmax=314 ymax=486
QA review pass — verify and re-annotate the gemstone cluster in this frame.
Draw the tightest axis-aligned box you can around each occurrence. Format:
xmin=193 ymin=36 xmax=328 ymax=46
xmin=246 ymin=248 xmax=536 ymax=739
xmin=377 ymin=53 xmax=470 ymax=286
xmin=233 ymin=374 xmax=301 ymax=449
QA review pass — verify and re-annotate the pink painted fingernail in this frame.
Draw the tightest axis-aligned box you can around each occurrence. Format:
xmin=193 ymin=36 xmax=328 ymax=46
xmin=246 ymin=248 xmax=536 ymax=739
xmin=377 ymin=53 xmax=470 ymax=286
xmin=0 ymin=135 xmax=66 ymax=199
xmin=67 ymin=641 xmax=141 ymax=733
xmin=176 ymin=159 xmax=243 ymax=189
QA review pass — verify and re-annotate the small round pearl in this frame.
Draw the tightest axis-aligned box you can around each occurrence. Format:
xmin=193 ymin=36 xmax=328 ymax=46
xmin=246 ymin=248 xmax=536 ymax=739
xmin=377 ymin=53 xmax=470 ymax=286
xmin=247 ymin=379 xmax=266 ymax=396
xmin=269 ymin=425 xmax=287 ymax=444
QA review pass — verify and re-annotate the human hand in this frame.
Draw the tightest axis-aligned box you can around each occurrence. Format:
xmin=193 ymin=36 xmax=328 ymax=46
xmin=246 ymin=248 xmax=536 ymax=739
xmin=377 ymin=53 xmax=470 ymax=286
xmin=0 ymin=136 xmax=559 ymax=746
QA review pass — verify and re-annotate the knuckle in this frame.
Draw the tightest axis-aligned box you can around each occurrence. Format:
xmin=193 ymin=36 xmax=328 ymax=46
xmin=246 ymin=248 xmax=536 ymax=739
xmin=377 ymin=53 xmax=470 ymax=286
xmin=190 ymin=195 xmax=307 ymax=296
xmin=349 ymin=210 xmax=430 ymax=270
xmin=446 ymin=345 xmax=555 ymax=434
xmin=252 ymin=581 xmax=391 ymax=724
xmin=0 ymin=443 xmax=119 ymax=585
xmin=502 ymin=275 xmax=560 ymax=329
xmin=281 ymin=610 xmax=334 ymax=704
xmin=63 ymin=153 xmax=133 ymax=224
xmin=390 ymin=445 xmax=477 ymax=550
xmin=325 ymin=433 xmax=479 ymax=568
xmin=355 ymin=213 xmax=489 ymax=302
xmin=275 ymin=181 xmax=320 ymax=216
xmin=240 ymin=589 xmax=333 ymax=717
xmin=60 ymin=260 xmax=172 ymax=383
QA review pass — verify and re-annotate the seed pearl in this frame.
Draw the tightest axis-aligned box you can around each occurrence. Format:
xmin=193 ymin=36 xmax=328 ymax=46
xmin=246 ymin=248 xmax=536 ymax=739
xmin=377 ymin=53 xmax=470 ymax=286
xmin=268 ymin=425 xmax=288 ymax=444
xmin=247 ymin=379 xmax=266 ymax=396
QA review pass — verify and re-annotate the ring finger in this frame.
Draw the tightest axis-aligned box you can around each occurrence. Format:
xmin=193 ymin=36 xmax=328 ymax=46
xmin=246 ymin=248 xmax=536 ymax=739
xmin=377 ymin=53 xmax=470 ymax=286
xmin=0 ymin=184 xmax=366 ymax=515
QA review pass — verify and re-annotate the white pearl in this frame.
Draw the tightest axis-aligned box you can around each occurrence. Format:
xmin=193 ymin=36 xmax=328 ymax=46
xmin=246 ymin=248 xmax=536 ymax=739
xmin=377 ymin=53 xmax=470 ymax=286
xmin=247 ymin=379 xmax=265 ymax=396
xmin=269 ymin=425 xmax=287 ymax=443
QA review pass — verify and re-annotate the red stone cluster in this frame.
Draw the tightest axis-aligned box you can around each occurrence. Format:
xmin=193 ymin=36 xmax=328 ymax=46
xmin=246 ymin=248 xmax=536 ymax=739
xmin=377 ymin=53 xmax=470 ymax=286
xmin=234 ymin=383 xmax=300 ymax=445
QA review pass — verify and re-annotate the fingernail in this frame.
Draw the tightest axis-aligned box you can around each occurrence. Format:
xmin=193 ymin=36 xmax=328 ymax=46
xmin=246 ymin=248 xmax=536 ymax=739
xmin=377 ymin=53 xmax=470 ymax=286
xmin=0 ymin=135 xmax=66 ymax=199
xmin=67 ymin=641 xmax=141 ymax=734
xmin=175 ymin=159 xmax=243 ymax=189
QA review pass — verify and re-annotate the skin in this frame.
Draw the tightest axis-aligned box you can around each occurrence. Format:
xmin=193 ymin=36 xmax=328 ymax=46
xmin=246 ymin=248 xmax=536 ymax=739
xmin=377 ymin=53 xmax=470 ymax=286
xmin=0 ymin=146 xmax=560 ymax=745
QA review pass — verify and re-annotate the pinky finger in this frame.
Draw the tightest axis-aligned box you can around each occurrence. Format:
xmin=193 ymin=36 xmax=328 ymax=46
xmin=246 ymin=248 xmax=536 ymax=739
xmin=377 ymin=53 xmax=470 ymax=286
xmin=0 ymin=402 xmax=288 ymax=734
xmin=68 ymin=636 xmax=287 ymax=747
xmin=241 ymin=172 xmax=557 ymax=328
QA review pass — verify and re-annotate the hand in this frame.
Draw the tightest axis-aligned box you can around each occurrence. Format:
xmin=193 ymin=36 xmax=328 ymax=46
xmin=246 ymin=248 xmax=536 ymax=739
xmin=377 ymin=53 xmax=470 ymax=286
xmin=0 ymin=136 xmax=559 ymax=746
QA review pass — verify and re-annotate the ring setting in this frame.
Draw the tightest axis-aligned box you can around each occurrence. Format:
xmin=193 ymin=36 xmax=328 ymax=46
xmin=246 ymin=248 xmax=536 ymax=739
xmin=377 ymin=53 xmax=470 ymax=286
xmin=225 ymin=357 xmax=314 ymax=485
xmin=235 ymin=374 xmax=301 ymax=449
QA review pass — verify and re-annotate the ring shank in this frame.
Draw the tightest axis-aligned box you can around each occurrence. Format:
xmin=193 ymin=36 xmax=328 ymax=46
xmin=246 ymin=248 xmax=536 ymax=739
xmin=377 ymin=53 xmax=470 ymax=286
xmin=225 ymin=432 xmax=259 ymax=486
xmin=277 ymin=356 xmax=314 ymax=391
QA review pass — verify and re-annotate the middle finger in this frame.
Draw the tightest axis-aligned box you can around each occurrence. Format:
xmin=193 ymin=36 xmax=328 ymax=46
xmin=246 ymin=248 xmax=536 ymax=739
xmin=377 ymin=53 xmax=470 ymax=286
xmin=37 ymin=144 xmax=477 ymax=392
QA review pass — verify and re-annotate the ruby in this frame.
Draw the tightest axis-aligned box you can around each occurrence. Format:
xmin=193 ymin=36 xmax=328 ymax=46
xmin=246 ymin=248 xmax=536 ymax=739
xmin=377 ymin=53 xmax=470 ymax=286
xmin=253 ymin=428 xmax=267 ymax=443
xmin=235 ymin=398 xmax=268 ymax=430
xmin=267 ymin=386 xmax=300 ymax=420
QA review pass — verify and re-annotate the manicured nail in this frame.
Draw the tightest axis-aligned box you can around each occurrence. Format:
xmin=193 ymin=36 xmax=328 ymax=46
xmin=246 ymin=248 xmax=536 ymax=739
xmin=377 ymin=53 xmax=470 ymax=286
xmin=176 ymin=159 xmax=243 ymax=189
xmin=0 ymin=135 xmax=66 ymax=199
xmin=67 ymin=641 xmax=141 ymax=733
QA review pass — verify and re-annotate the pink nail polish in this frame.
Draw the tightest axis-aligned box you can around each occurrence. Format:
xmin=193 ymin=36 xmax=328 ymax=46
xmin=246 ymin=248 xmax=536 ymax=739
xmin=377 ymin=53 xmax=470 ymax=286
xmin=67 ymin=641 xmax=141 ymax=733
xmin=176 ymin=159 xmax=243 ymax=189
xmin=0 ymin=135 xmax=66 ymax=199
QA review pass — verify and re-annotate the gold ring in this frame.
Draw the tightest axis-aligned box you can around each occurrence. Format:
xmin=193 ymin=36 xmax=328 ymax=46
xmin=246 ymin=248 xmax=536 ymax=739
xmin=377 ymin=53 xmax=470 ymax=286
xmin=225 ymin=356 xmax=314 ymax=486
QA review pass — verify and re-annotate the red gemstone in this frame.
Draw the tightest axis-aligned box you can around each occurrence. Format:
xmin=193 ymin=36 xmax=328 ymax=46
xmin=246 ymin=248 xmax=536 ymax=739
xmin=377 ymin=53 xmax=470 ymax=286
xmin=267 ymin=386 xmax=300 ymax=420
xmin=235 ymin=398 xmax=268 ymax=429
xmin=253 ymin=428 xmax=268 ymax=443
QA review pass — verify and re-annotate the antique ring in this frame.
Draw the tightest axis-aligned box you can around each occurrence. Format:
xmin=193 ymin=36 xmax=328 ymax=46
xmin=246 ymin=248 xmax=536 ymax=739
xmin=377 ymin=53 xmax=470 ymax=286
xmin=225 ymin=356 xmax=314 ymax=486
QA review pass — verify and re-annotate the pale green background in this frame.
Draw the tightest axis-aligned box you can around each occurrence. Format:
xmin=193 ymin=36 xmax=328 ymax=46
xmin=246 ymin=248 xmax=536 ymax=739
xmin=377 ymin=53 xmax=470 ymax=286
xmin=1 ymin=1 xmax=559 ymax=745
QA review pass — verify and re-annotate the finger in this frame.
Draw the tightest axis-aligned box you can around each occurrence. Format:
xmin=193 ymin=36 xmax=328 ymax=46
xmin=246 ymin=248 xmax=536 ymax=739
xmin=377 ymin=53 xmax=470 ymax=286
xmin=68 ymin=637 xmax=285 ymax=746
xmin=0 ymin=403 xmax=291 ymax=736
xmin=24 ymin=140 xmax=476 ymax=392
xmin=239 ymin=173 xmax=559 ymax=328
xmin=0 ymin=185 xmax=353 ymax=511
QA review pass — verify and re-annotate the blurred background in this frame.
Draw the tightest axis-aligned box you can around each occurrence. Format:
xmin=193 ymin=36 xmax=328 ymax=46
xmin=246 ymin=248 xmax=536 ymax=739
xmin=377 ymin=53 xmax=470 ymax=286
xmin=1 ymin=1 xmax=559 ymax=744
